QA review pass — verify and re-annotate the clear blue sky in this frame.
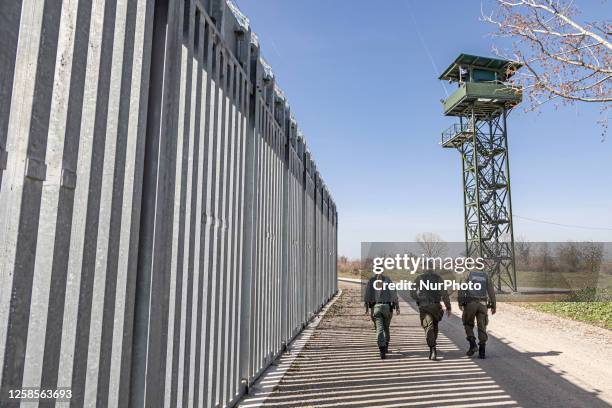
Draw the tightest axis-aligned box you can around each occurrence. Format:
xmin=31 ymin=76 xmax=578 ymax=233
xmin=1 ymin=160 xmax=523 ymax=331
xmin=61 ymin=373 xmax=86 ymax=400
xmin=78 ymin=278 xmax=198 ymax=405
xmin=236 ymin=0 xmax=612 ymax=257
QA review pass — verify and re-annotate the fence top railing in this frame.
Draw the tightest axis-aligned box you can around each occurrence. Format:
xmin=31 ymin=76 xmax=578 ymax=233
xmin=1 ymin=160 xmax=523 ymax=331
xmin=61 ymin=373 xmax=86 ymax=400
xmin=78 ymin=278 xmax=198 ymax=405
xmin=218 ymin=0 xmax=337 ymax=211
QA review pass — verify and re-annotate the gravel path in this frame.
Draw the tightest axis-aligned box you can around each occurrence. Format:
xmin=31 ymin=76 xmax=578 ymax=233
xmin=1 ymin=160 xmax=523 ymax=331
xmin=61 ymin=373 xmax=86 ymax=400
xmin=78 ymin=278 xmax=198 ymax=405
xmin=239 ymin=281 xmax=612 ymax=407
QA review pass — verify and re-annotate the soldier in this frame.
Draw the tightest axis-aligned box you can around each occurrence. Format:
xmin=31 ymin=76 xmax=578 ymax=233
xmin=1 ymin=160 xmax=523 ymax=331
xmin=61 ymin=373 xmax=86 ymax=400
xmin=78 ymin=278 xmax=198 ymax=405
xmin=458 ymin=270 xmax=496 ymax=359
xmin=364 ymin=272 xmax=400 ymax=359
xmin=409 ymin=263 xmax=451 ymax=360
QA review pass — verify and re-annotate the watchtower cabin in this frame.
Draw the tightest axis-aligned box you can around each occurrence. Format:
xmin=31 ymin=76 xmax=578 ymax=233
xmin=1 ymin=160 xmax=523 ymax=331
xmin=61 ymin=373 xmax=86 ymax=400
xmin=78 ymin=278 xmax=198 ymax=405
xmin=440 ymin=53 xmax=522 ymax=147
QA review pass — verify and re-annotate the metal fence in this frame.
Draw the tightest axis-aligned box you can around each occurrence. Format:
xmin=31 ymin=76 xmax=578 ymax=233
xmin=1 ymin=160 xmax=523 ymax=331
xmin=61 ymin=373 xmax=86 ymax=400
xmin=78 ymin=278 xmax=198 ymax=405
xmin=0 ymin=0 xmax=338 ymax=407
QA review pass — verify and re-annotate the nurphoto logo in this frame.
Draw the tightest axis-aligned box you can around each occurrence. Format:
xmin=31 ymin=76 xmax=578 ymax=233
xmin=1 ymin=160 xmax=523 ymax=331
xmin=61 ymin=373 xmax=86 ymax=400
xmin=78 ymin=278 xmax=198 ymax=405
xmin=372 ymin=278 xmax=483 ymax=292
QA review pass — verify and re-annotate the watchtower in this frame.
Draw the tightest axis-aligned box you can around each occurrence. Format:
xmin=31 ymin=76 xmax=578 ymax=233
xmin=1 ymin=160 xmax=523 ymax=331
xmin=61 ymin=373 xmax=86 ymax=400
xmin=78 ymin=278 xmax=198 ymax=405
xmin=439 ymin=54 xmax=522 ymax=291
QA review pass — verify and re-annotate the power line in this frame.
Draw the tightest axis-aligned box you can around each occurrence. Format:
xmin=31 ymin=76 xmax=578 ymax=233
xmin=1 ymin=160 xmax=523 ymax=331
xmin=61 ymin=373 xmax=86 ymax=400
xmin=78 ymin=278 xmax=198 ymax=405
xmin=514 ymin=215 xmax=612 ymax=231
xmin=407 ymin=6 xmax=449 ymax=97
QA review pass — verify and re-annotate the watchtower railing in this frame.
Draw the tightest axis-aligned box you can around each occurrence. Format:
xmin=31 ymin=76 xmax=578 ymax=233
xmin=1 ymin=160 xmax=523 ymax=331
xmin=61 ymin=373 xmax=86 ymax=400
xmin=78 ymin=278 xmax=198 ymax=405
xmin=441 ymin=122 xmax=473 ymax=145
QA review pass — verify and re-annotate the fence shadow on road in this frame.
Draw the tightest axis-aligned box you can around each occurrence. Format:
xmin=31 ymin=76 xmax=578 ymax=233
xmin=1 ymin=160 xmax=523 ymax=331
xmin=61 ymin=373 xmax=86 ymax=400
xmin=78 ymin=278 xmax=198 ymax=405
xmin=239 ymin=284 xmax=609 ymax=407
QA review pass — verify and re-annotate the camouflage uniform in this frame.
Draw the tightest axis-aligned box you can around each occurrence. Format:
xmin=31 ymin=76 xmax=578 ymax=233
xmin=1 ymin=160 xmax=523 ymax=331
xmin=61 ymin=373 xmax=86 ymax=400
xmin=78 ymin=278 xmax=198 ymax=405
xmin=458 ymin=271 xmax=496 ymax=358
xmin=364 ymin=274 xmax=400 ymax=359
xmin=410 ymin=270 xmax=451 ymax=359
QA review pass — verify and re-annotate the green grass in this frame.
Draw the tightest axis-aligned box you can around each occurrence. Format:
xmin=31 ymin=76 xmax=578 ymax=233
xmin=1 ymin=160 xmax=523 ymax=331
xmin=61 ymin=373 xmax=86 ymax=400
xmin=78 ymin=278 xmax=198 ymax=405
xmin=521 ymin=302 xmax=612 ymax=329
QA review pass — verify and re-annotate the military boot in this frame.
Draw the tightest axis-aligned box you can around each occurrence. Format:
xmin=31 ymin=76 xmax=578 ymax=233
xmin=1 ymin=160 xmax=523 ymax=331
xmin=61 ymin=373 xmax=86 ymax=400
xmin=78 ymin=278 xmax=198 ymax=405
xmin=478 ymin=343 xmax=486 ymax=359
xmin=429 ymin=346 xmax=437 ymax=361
xmin=379 ymin=345 xmax=386 ymax=360
xmin=466 ymin=337 xmax=478 ymax=357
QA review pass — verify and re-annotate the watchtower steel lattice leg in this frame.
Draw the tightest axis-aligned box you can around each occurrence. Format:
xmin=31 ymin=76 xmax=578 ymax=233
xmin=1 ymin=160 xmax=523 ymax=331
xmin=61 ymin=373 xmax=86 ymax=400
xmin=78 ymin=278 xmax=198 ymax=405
xmin=460 ymin=108 xmax=517 ymax=291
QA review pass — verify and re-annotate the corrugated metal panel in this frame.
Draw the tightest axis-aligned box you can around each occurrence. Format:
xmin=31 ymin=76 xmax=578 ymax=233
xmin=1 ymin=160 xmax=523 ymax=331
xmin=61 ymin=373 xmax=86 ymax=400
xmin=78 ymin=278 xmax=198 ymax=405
xmin=0 ymin=0 xmax=338 ymax=407
xmin=0 ymin=0 xmax=153 ymax=407
xmin=303 ymin=154 xmax=316 ymax=319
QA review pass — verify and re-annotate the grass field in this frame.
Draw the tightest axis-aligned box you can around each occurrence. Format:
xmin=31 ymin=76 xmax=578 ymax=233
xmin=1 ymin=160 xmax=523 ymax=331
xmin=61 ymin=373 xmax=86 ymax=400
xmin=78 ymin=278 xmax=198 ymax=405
xmin=515 ymin=269 xmax=612 ymax=290
xmin=338 ymin=270 xmax=360 ymax=280
xmin=519 ymin=302 xmax=612 ymax=329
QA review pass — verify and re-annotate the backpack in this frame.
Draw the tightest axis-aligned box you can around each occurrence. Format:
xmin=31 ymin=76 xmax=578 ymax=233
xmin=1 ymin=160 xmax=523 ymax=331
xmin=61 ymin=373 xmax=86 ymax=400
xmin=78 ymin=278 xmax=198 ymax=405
xmin=466 ymin=271 xmax=489 ymax=300
xmin=417 ymin=272 xmax=442 ymax=303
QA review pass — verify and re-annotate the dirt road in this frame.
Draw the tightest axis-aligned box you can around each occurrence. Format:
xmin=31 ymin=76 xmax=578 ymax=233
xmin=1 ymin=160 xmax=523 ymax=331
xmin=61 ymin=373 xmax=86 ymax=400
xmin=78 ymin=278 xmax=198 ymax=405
xmin=239 ymin=281 xmax=612 ymax=407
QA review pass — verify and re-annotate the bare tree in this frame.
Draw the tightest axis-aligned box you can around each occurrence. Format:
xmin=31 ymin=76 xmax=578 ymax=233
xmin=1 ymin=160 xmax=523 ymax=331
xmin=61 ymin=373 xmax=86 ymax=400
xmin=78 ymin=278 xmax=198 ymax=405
xmin=557 ymin=241 xmax=581 ymax=272
xmin=483 ymin=0 xmax=611 ymax=123
xmin=580 ymin=241 xmax=604 ymax=274
xmin=415 ymin=232 xmax=448 ymax=258
xmin=515 ymin=235 xmax=531 ymax=268
xmin=535 ymin=242 xmax=555 ymax=272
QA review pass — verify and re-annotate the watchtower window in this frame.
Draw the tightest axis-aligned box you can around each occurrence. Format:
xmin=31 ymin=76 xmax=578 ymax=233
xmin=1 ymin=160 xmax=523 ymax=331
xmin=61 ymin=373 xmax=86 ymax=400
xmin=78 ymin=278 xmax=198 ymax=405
xmin=472 ymin=68 xmax=496 ymax=83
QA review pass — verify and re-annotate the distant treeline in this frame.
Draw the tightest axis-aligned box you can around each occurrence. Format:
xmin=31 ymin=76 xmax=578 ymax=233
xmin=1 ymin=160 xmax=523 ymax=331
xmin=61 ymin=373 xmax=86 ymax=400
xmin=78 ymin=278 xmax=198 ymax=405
xmin=515 ymin=242 xmax=610 ymax=274
xmin=338 ymin=241 xmax=612 ymax=276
